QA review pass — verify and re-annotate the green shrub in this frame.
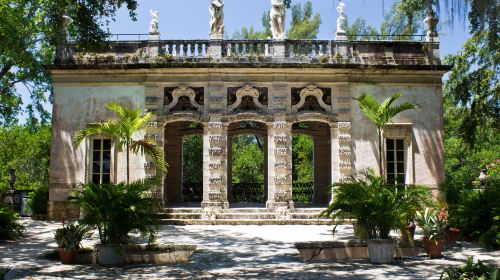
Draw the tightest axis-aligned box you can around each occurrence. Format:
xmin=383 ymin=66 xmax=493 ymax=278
xmin=440 ymin=257 xmax=498 ymax=280
xmin=449 ymin=177 xmax=500 ymax=248
xmin=0 ymin=267 xmax=11 ymax=280
xmin=27 ymin=184 xmax=49 ymax=214
xmin=0 ymin=203 xmax=24 ymax=240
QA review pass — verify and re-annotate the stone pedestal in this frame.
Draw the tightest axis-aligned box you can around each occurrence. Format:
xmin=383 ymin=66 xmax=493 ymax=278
xmin=148 ymin=33 xmax=160 ymax=59
xmin=266 ymin=121 xmax=293 ymax=211
xmin=272 ymin=41 xmax=286 ymax=59
xmin=207 ymin=40 xmax=223 ymax=60
xmin=201 ymin=121 xmax=229 ymax=211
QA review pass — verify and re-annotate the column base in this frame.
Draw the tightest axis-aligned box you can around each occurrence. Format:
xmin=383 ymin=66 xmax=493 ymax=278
xmin=201 ymin=201 xmax=229 ymax=209
xmin=266 ymin=200 xmax=294 ymax=210
xmin=47 ymin=201 xmax=80 ymax=221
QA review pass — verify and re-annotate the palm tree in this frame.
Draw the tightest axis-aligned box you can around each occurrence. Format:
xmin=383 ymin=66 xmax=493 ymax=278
xmin=354 ymin=92 xmax=418 ymax=177
xmin=74 ymin=103 xmax=166 ymax=184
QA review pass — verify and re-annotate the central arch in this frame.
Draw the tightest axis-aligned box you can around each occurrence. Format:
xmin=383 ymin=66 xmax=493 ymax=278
xmin=227 ymin=121 xmax=268 ymax=206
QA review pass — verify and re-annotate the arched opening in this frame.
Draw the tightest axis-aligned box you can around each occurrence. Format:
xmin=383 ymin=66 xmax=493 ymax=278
xmin=228 ymin=121 xmax=267 ymax=206
xmin=164 ymin=121 xmax=203 ymax=205
xmin=292 ymin=133 xmax=314 ymax=204
xmin=292 ymin=121 xmax=331 ymax=206
xmin=182 ymin=134 xmax=203 ymax=203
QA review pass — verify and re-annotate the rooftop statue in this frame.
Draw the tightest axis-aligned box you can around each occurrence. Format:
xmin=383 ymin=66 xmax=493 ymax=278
xmin=209 ymin=0 xmax=224 ymax=38
xmin=336 ymin=1 xmax=347 ymax=35
xmin=270 ymin=0 xmax=286 ymax=40
xmin=149 ymin=9 xmax=159 ymax=34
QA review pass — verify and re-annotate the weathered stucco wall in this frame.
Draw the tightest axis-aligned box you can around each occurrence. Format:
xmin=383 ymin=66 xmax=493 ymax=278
xmin=49 ymin=85 xmax=146 ymax=204
xmin=349 ymin=84 xmax=445 ymax=187
xmin=49 ymin=67 xmax=446 ymax=214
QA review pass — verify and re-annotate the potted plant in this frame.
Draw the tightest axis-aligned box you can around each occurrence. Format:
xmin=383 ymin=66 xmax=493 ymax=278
xmin=73 ymin=181 xmax=159 ymax=266
xmin=398 ymin=185 xmax=432 ymax=247
xmin=54 ymin=221 xmax=89 ymax=264
xmin=321 ymin=169 xmax=409 ymax=264
xmin=416 ymin=208 xmax=448 ymax=258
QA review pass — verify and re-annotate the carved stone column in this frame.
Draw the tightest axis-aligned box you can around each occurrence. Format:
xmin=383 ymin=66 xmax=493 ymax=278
xmin=201 ymin=120 xmax=229 ymax=215
xmin=266 ymin=120 xmax=293 ymax=213
xmin=330 ymin=123 xmax=341 ymax=186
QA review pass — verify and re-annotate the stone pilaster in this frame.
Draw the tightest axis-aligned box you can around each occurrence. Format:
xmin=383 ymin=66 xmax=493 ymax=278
xmin=144 ymin=86 xmax=164 ymax=203
xmin=201 ymin=120 xmax=229 ymax=213
xmin=266 ymin=120 xmax=293 ymax=211
xmin=335 ymin=87 xmax=354 ymax=182
xmin=207 ymin=40 xmax=223 ymax=60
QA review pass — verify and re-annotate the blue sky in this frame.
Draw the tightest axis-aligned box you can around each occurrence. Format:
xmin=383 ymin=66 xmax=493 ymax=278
xmin=108 ymin=0 xmax=470 ymax=56
xmin=19 ymin=0 xmax=471 ymax=122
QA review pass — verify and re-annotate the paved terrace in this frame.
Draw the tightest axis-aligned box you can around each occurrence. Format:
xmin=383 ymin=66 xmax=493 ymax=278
xmin=1 ymin=219 xmax=499 ymax=279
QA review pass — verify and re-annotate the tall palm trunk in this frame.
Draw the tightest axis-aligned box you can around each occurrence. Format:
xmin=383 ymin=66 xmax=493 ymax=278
xmin=377 ymin=127 xmax=383 ymax=177
xmin=126 ymin=142 xmax=130 ymax=184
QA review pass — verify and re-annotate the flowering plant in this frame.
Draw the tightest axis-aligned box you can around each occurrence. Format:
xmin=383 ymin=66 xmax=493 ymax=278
xmin=416 ymin=208 xmax=449 ymax=241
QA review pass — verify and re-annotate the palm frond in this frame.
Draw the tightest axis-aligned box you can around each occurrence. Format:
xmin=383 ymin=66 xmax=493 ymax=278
xmin=354 ymin=93 xmax=384 ymax=127
xmin=73 ymin=121 xmax=120 ymax=148
xmin=130 ymin=139 xmax=168 ymax=179
xmin=386 ymin=102 xmax=420 ymax=122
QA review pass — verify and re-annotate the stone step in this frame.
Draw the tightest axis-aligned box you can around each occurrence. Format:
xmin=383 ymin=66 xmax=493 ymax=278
xmin=161 ymin=207 xmax=326 ymax=214
xmin=158 ymin=219 xmax=337 ymax=226
xmin=161 ymin=208 xmax=203 ymax=214
xmin=156 ymin=213 xmax=203 ymax=219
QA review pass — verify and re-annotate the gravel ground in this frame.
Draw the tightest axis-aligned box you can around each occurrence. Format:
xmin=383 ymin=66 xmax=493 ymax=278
xmin=1 ymin=218 xmax=498 ymax=279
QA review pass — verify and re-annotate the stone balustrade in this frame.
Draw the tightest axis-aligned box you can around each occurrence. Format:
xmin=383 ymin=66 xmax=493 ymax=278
xmin=56 ymin=36 xmax=440 ymax=66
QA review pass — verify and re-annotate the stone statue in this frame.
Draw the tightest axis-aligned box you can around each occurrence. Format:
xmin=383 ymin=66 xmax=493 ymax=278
xmin=149 ymin=9 xmax=159 ymax=34
xmin=424 ymin=8 xmax=439 ymax=38
xmin=270 ymin=0 xmax=286 ymax=40
xmin=336 ymin=1 xmax=346 ymax=35
xmin=62 ymin=14 xmax=73 ymax=39
xmin=209 ymin=0 xmax=224 ymax=38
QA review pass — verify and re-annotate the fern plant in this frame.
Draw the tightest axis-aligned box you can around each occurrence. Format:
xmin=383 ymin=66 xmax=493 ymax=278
xmin=440 ymin=257 xmax=498 ymax=280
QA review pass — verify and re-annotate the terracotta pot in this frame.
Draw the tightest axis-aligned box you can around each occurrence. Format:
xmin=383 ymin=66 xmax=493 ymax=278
xmin=423 ymin=239 xmax=443 ymax=258
xmin=445 ymin=228 xmax=460 ymax=243
xmin=59 ymin=248 xmax=78 ymax=264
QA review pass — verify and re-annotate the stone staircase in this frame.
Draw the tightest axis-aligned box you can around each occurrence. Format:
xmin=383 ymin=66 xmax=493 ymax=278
xmin=156 ymin=206 xmax=334 ymax=225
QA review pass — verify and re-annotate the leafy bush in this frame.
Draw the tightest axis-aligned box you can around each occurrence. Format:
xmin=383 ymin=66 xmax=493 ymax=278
xmin=449 ymin=177 xmax=500 ymax=248
xmin=321 ymin=169 xmax=431 ymax=239
xmin=0 ymin=203 xmax=24 ymax=240
xmin=73 ymin=181 xmax=159 ymax=245
xmin=27 ymin=184 xmax=48 ymax=214
xmin=440 ymin=257 xmax=498 ymax=280
xmin=54 ymin=222 xmax=90 ymax=251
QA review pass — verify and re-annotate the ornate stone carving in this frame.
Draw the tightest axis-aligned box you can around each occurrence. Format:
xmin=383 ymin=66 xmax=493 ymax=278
xmin=273 ymin=97 xmax=287 ymax=106
xmin=227 ymin=85 xmax=267 ymax=113
xmin=292 ymin=84 xmax=332 ymax=113
xmin=209 ymin=161 xmax=224 ymax=169
xmin=209 ymin=147 xmax=223 ymax=155
xmin=209 ymin=0 xmax=224 ymax=38
xmin=274 ymin=191 xmax=291 ymax=202
xmin=274 ymin=133 xmax=288 ymax=143
xmin=274 ymin=160 xmax=288 ymax=169
xmin=270 ymin=0 xmax=287 ymax=40
xmin=208 ymin=192 xmax=223 ymax=201
xmin=338 ymin=135 xmax=351 ymax=142
xmin=145 ymin=134 xmax=158 ymax=141
xmin=146 ymin=121 xmax=158 ymax=128
xmin=273 ymin=175 xmax=290 ymax=185
xmin=209 ymin=176 xmax=225 ymax=185
xmin=164 ymin=86 xmax=203 ymax=113
xmin=146 ymin=108 xmax=159 ymax=115
xmin=275 ymin=147 xmax=288 ymax=155
xmin=338 ymin=122 xmax=351 ymax=129
xmin=273 ymin=121 xmax=288 ymax=129
xmin=339 ymin=147 xmax=352 ymax=156
xmin=340 ymin=161 xmax=352 ymax=169
xmin=209 ymin=135 xmax=223 ymax=142
xmin=209 ymin=121 xmax=223 ymax=128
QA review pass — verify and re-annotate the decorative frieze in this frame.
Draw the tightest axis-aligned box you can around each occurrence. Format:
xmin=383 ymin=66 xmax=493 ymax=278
xmin=208 ymin=192 xmax=223 ymax=201
xmin=339 ymin=147 xmax=352 ymax=156
xmin=146 ymin=108 xmax=159 ymax=115
xmin=272 ymin=97 xmax=287 ymax=106
xmin=273 ymin=175 xmax=291 ymax=185
xmin=339 ymin=161 xmax=352 ymax=169
xmin=209 ymin=176 xmax=225 ymax=185
xmin=338 ymin=135 xmax=351 ymax=142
